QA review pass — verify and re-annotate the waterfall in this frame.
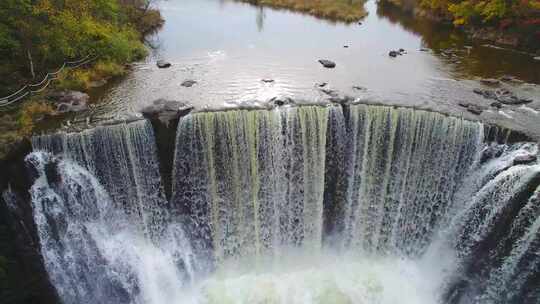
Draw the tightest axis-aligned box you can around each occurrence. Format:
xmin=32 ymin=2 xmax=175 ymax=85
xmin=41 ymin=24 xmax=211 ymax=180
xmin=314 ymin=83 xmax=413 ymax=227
xmin=172 ymin=107 xmax=329 ymax=263
xmin=336 ymin=105 xmax=482 ymax=256
xmin=22 ymin=104 xmax=540 ymax=304
xmin=32 ymin=120 xmax=168 ymax=237
xmin=28 ymin=121 xmax=197 ymax=304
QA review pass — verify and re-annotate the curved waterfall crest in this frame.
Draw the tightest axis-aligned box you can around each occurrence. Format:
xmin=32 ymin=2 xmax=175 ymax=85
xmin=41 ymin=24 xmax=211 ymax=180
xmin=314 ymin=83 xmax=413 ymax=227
xmin=23 ymin=105 xmax=540 ymax=304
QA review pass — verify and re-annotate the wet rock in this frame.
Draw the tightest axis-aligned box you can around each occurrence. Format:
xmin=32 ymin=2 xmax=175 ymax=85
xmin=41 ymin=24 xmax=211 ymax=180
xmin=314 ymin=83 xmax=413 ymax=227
xmin=320 ymin=88 xmax=339 ymax=97
xmin=473 ymin=88 xmax=533 ymax=105
xmin=270 ymin=96 xmax=294 ymax=106
xmin=141 ymin=99 xmax=193 ymax=124
xmin=316 ymin=82 xmax=328 ymax=88
xmin=181 ymin=80 xmax=197 ymax=87
xmin=352 ymin=85 xmax=367 ymax=91
xmin=500 ymin=75 xmax=515 ymax=82
xmin=319 ymin=59 xmax=336 ymax=68
xmin=344 ymin=45 xmax=349 ymax=48
xmin=358 ymin=21 xmax=362 ymax=25
xmin=458 ymin=102 xmax=483 ymax=115
xmin=399 ymin=48 xmax=405 ymax=53
xmin=513 ymin=153 xmax=537 ymax=165
xmin=389 ymin=50 xmax=399 ymax=57
xmin=419 ymin=48 xmax=430 ymax=52
xmin=480 ymin=78 xmax=500 ymax=86
xmin=533 ymin=56 xmax=540 ymax=61
xmin=329 ymin=95 xmax=355 ymax=104
xmin=467 ymin=105 xmax=483 ymax=115
xmin=88 ymin=79 xmax=107 ymax=88
xmin=157 ymin=60 xmax=171 ymax=68
xmin=53 ymin=91 xmax=89 ymax=113
xmin=261 ymin=79 xmax=275 ymax=83
xmin=490 ymin=101 xmax=503 ymax=109
xmin=499 ymin=75 xmax=524 ymax=84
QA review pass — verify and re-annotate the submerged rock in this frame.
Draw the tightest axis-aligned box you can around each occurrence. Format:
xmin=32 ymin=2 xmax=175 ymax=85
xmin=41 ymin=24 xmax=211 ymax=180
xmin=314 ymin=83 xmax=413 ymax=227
xmin=157 ymin=60 xmax=171 ymax=68
xmin=319 ymin=59 xmax=336 ymax=68
xmin=181 ymin=80 xmax=197 ymax=87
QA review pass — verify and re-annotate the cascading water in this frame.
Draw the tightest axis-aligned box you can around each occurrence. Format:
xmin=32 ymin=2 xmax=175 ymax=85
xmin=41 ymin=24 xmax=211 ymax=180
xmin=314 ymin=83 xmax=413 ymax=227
xmin=28 ymin=121 xmax=198 ymax=304
xmin=21 ymin=105 xmax=540 ymax=304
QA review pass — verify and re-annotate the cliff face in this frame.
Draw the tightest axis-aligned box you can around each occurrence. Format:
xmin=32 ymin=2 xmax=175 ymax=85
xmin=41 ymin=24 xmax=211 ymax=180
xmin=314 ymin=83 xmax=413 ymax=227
xmin=0 ymin=139 xmax=59 ymax=304
xmin=0 ymin=105 xmax=533 ymax=304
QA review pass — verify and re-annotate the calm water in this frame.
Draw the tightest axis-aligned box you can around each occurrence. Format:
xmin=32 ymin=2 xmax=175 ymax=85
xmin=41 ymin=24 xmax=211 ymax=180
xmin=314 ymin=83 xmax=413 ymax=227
xmin=86 ymin=0 xmax=540 ymax=138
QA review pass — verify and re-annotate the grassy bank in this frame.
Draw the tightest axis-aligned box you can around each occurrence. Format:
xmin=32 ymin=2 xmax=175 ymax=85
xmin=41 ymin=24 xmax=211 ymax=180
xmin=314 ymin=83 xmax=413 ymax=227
xmin=240 ymin=0 xmax=368 ymax=23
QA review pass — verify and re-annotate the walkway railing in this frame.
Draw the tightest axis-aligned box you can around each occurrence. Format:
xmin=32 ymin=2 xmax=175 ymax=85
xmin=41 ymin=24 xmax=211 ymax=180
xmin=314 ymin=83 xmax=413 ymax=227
xmin=0 ymin=54 xmax=97 ymax=110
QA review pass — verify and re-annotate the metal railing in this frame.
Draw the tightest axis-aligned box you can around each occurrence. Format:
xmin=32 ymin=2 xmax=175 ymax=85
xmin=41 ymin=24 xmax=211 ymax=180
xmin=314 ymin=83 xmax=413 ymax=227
xmin=0 ymin=54 xmax=97 ymax=110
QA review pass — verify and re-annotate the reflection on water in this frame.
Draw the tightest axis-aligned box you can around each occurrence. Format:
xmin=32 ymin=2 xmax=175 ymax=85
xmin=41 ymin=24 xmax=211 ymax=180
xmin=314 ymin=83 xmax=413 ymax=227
xmin=376 ymin=2 xmax=540 ymax=82
xmin=82 ymin=0 xmax=539 ymax=139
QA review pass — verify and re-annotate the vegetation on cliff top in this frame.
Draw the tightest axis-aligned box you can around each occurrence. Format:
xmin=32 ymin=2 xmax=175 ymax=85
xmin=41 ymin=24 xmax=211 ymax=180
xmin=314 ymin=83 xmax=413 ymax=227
xmin=0 ymin=0 xmax=163 ymax=95
xmin=0 ymin=0 xmax=163 ymax=159
xmin=240 ymin=0 xmax=368 ymax=22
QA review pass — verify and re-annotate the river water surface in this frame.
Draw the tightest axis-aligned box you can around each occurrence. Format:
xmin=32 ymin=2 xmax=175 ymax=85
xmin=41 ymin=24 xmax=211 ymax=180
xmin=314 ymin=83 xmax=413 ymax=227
xmin=87 ymin=0 xmax=540 ymax=138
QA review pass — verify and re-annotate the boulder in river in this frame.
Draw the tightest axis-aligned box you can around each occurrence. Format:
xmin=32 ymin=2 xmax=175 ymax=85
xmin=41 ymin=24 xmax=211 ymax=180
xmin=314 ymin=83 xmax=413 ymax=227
xmin=480 ymin=78 xmax=500 ymax=86
xmin=320 ymin=88 xmax=339 ymax=97
xmin=352 ymin=85 xmax=367 ymax=91
xmin=389 ymin=50 xmax=399 ymax=57
xmin=52 ymin=91 xmax=89 ymax=113
xmin=157 ymin=60 xmax=171 ymax=68
xmin=319 ymin=60 xmax=336 ymax=68
xmin=490 ymin=101 xmax=503 ymax=109
xmin=514 ymin=153 xmax=537 ymax=165
xmin=181 ymin=80 xmax=197 ymax=87
xmin=467 ymin=105 xmax=483 ymax=115
xmin=458 ymin=102 xmax=483 ymax=115
xmin=141 ymin=99 xmax=193 ymax=124
xmin=473 ymin=88 xmax=533 ymax=105
xmin=270 ymin=96 xmax=294 ymax=106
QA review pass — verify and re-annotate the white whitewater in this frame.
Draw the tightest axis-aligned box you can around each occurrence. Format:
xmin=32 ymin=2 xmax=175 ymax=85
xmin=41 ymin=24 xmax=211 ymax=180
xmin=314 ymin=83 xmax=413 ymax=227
xmin=26 ymin=105 xmax=540 ymax=304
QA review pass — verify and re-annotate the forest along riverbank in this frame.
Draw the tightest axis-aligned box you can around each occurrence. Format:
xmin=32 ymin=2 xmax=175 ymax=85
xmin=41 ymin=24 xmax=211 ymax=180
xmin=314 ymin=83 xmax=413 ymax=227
xmin=0 ymin=0 xmax=164 ymax=159
xmin=379 ymin=0 xmax=540 ymax=53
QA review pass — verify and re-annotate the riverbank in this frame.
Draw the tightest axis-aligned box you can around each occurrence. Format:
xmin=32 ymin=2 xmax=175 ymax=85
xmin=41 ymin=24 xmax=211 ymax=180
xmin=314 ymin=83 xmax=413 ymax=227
xmin=380 ymin=0 xmax=540 ymax=52
xmin=0 ymin=1 xmax=164 ymax=160
xmin=240 ymin=0 xmax=368 ymax=22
